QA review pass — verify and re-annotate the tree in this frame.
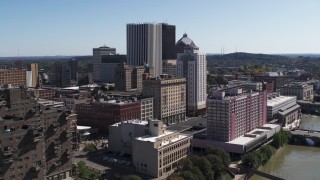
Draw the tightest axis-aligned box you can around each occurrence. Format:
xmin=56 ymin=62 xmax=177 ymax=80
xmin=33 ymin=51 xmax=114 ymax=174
xmin=77 ymin=161 xmax=101 ymax=179
xmin=121 ymin=175 xmax=142 ymax=180
xmin=189 ymin=167 xmax=206 ymax=180
xmin=241 ymin=152 xmax=261 ymax=169
xmin=195 ymin=157 xmax=212 ymax=176
xmin=207 ymin=154 xmax=224 ymax=174
xmin=83 ymin=143 xmax=97 ymax=152
xmin=181 ymin=171 xmax=198 ymax=180
xmin=258 ymin=145 xmax=275 ymax=164
xmin=77 ymin=161 xmax=87 ymax=177
xmin=206 ymin=146 xmax=231 ymax=169
xmin=168 ymin=175 xmax=184 ymax=180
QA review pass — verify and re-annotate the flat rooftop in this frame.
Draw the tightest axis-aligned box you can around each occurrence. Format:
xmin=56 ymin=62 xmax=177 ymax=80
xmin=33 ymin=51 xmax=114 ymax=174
xmin=136 ymin=131 xmax=189 ymax=148
xmin=227 ymin=124 xmax=280 ymax=145
xmin=111 ymin=119 xmax=149 ymax=127
xmin=167 ymin=117 xmax=207 ymax=132
xmin=136 ymin=130 xmax=175 ymax=142
xmin=77 ymin=125 xmax=91 ymax=130
xmin=267 ymin=96 xmax=296 ymax=107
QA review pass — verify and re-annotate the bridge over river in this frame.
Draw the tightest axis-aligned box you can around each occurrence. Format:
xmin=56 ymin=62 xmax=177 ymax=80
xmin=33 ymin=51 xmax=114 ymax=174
xmin=290 ymin=129 xmax=320 ymax=145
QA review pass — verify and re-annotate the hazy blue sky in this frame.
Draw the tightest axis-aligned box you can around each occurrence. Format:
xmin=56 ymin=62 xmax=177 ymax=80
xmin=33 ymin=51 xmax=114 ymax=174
xmin=1 ymin=0 xmax=319 ymax=56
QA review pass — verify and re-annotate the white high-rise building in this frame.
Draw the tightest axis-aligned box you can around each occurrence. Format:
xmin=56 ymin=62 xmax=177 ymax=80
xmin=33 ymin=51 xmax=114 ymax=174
xmin=92 ymin=46 xmax=116 ymax=82
xmin=127 ymin=23 xmax=163 ymax=77
xmin=176 ymin=34 xmax=207 ymax=116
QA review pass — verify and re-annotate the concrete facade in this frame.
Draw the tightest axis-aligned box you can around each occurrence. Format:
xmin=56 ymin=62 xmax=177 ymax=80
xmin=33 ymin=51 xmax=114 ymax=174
xmin=30 ymin=63 xmax=39 ymax=87
xmin=162 ymin=59 xmax=177 ymax=77
xmin=115 ymin=63 xmax=146 ymax=92
xmin=109 ymin=120 xmax=149 ymax=154
xmin=132 ymin=120 xmax=192 ymax=178
xmin=140 ymin=97 xmax=154 ymax=121
xmin=267 ymin=93 xmax=301 ymax=130
xmin=280 ymin=83 xmax=314 ymax=100
xmin=142 ymin=75 xmax=186 ymax=125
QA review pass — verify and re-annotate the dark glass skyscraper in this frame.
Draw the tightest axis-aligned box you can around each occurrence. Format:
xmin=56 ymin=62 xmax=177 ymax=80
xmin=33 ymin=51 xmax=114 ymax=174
xmin=162 ymin=24 xmax=176 ymax=60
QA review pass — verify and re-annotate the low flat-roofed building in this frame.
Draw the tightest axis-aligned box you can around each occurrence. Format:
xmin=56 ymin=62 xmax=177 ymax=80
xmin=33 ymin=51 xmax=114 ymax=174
xmin=109 ymin=120 xmax=149 ymax=154
xmin=280 ymin=82 xmax=314 ymax=100
xmin=29 ymin=88 xmax=56 ymax=100
xmin=267 ymin=94 xmax=297 ymax=119
xmin=193 ymin=124 xmax=280 ymax=154
xmin=132 ymin=120 xmax=192 ymax=178
xmin=267 ymin=93 xmax=301 ymax=130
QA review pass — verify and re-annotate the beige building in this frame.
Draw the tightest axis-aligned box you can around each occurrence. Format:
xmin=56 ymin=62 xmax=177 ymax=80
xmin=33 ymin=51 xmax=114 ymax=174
xmin=142 ymin=75 xmax=186 ymax=125
xmin=132 ymin=120 xmax=192 ymax=178
xmin=141 ymin=97 xmax=154 ymax=121
xmin=30 ymin=63 xmax=39 ymax=87
xmin=29 ymin=88 xmax=56 ymax=100
xmin=162 ymin=59 xmax=177 ymax=76
xmin=280 ymin=83 xmax=314 ymax=100
xmin=109 ymin=120 xmax=149 ymax=154
xmin=115 ymin=63 xmax=145 ymax=92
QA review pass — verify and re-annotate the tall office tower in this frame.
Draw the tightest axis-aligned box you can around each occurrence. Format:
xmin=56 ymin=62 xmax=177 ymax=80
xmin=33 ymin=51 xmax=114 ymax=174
xmin=52 ymin=62 xmax=71 ymax=88
xmin=162 ymin=24 xmax=176 ymax=60
xmin=100 ymin=54 xmax=126 ymax=83
xmin=93 ymin=46 xmax=116 ymax=82
xmin=206 ymin=88 xmax=267 ymax=142
xmin=142 ymin=75 xmax=186 ymax=125
xmin=127 ymin=23 xmax=175 ymax=77
xmin=176 ymin=34 xmax=207 ymax=116
xmin=68 ymin=59 xmax=78 ymax=82
xmin=30 ymin=63 xmax=39 ymax=87
xmin=0 ymin=88 xmax=73 ymax=180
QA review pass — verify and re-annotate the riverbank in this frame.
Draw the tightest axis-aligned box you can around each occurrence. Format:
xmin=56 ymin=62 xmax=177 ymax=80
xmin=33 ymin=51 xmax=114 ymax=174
xmin=251 ymin=145 xmax=320 ymax=180
xmin=251 ymin=115 xmax=320 ymax=180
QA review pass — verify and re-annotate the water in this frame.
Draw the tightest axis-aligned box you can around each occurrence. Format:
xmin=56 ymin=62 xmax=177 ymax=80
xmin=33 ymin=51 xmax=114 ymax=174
xmin=300 ymin=115 xmax=320 ymax=131
xmin=251 ymin=115 xmax=320 ymax=180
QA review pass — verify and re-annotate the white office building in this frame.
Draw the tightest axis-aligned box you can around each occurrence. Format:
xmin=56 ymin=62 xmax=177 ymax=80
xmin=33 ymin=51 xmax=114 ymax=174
xmin=127 ymin=23 xmax=163 ymax=77
xmin=267 ymin=93 xmax=301 ymax=130
xmin=176 ymin=34 xmax=207 ymax=115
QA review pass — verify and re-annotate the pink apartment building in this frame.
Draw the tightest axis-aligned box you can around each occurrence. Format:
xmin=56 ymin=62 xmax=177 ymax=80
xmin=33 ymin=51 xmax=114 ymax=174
xmin=206 ymin=88 xmax=267 ymax=142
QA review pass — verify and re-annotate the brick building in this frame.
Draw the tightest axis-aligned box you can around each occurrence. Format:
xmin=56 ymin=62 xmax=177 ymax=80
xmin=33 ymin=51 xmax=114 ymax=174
xmin=75 ymin=99 xmax=141 ymax=132
xmin=0 ymin=69 xmax=26 ymax=87
xmin=0 ymin=88 xmax=73 ymax=180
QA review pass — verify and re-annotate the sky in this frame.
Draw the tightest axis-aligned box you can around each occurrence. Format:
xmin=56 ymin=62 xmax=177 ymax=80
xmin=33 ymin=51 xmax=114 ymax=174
xmin=0 ymin=0 xmax=320 ymax=56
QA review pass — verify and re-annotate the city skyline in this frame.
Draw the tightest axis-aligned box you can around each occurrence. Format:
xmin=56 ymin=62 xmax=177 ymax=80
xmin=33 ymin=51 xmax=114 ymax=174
xmin=1 ymin=0 xmax=320 ymax=56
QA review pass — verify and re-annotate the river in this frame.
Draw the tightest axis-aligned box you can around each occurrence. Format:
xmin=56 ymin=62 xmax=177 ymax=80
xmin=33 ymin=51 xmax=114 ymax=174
xmin=251 ymin=115 xmax=320 ymax=180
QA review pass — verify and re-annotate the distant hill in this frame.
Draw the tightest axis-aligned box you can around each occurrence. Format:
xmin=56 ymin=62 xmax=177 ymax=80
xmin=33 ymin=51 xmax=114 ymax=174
xmin=206 ymin=52 xmax=290 ymax=61
xmin=0 ymin=55 xmax=92 ymax=61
